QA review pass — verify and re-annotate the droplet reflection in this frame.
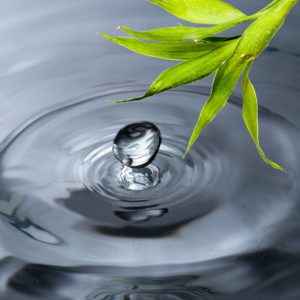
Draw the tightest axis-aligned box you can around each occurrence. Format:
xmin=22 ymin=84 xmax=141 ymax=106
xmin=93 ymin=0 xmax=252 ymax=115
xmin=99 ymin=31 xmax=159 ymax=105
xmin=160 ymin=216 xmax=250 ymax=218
xmin=119 ymin=165 xmax=160 ymax=191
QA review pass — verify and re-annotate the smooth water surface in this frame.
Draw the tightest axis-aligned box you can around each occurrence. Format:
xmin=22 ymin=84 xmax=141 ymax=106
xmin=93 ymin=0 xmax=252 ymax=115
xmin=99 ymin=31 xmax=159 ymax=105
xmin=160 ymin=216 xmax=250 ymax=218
xmin=0 ymin=1 xmax=300 ymax=299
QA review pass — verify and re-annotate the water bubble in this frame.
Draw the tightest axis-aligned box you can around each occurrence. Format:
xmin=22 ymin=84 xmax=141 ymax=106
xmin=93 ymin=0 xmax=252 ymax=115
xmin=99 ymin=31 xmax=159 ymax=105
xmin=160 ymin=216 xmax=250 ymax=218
xmin=113 ymin=121 xmax=161 ymax=168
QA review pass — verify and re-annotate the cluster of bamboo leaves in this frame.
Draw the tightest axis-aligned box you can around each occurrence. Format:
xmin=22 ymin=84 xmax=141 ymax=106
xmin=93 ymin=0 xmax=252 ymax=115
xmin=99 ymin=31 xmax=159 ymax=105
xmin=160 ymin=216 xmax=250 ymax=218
xmin=100 ymin=0 xmax=298 ymax=171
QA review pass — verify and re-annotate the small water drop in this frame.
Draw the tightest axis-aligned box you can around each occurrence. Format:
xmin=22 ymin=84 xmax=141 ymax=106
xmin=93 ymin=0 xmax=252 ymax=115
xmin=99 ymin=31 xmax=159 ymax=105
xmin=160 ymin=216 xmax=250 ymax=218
xmin=113 ymin=121 xmax=161 ymax=168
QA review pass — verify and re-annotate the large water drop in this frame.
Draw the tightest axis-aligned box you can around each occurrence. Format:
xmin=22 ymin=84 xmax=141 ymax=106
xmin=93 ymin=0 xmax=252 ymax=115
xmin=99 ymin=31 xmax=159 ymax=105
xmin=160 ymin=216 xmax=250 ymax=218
xmin=113 ymin=121 xmax=161 ymax=191
xmin=113 ymin=121 xmax=161 ymax=168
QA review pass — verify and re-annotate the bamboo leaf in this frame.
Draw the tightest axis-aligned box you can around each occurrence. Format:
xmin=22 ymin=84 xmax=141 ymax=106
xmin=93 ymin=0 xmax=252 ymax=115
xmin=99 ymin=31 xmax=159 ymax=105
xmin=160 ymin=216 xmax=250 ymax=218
xmin=149 ymin=0 xmax=246 ymax=24
xmin=113 ymin=39 xmax=239 ymax=103
xmin=184 ymin=55 xmax=247 ymax=156
xmin=259 ymin=0 xmax=281 ymax=14
xmin=99 ymin=33 xmax=235 ymax=61
xmin=242 ymin=63 xmax=284 ymax=171
xmin=101 ymin=0 xmax=298 ymax=171
xmin=118 ymin=17 xmax=250 ymax=42
xmin=183 ymin=0 xmax=298 ymax=159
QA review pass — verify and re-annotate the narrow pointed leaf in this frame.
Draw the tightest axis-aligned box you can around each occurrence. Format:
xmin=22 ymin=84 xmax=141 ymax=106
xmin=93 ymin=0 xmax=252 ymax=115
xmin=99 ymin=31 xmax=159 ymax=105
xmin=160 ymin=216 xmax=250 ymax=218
xmin=149 ymin=0 xmax=246 ymax=24
xmin=118 ymin=17 xmax=250 ymax=42
xmin=113 ymin=39 xmax=239 ymax=103
xmin=184 ymin=56 xmax=247 ymax=156
xmin=99 ymin=33 xmax=234 ymax=61
xmin=183 ymin=0 xmax=298 ymax=158
xmin=242 ymin=63 xmax=284 ymax=171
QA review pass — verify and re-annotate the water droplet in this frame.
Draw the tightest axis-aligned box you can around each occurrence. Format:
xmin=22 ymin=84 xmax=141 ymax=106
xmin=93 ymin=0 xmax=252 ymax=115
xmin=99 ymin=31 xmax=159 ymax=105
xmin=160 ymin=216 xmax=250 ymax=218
xmin=113 ymin=121 xmax=161 ymax=168
xmin=120 ymin=165 xmax=160 ymax=191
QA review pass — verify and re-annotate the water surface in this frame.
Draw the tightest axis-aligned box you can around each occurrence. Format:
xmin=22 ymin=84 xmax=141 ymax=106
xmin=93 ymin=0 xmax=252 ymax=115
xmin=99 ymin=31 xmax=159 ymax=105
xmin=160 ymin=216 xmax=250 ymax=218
xmin=0 ymin=1 xmax=300 ymax=299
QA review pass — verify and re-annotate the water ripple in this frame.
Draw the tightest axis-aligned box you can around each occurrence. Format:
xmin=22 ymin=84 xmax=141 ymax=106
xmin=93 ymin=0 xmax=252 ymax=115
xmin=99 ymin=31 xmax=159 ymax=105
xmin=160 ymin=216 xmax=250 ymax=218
xmin=0 ymin=84 xmax=299 ymax=273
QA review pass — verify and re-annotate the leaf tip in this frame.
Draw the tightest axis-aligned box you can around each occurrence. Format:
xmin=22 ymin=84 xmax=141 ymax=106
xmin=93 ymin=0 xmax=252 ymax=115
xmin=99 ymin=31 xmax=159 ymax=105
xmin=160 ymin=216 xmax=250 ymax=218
xmin=182 ymin=151 xmax=188 ymax=160
xmin=182 ymin=144 xmax=192 ymax=159
xmin=271 ymin=163 xmax=286 ymax=172
xmin=114 ymin=26 xmax=121 ymax=32
xmin=98 ymin=33 xmax=111 ymax=40
xmin=105 ymin=99 xmax=117 ymax=104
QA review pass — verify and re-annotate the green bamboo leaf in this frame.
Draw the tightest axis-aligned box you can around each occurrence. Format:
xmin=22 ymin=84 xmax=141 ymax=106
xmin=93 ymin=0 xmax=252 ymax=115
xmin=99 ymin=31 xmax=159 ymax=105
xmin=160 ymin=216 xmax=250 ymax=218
xmin=242 ymin=63 xmax=284 ymax=171
xmin=118 ymin=17 xmax=250 ymax=42
xmin=183 ymin=56 xmax=247 ymax=156
xmin=101 ymin=0 xmax=298 ymax=171
xmin=149 ymin=0 xmax=246 ymax=24
xmin=99 ymin=33 xmax=234 ymax=61
xmin=113 ymin=39 xmax=239 ymax=103
xmin=183 ymin=0 xmax=298 ymax=159
xmin=259 ymin=0 xmax=281 ymax=14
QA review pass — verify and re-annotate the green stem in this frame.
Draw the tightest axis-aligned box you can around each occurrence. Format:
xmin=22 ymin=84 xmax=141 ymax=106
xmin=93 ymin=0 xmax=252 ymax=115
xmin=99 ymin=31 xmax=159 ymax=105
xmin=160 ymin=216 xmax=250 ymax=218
xmin=251 ymin=0 xmax=297 ymax=19
xmin=209 ymin=0 xmax=297 ymax=40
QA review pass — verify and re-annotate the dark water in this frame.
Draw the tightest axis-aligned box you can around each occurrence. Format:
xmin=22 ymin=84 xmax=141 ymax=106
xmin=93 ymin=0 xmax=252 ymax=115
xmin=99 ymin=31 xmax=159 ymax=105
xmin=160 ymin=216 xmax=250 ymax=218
xmin=0 ymin=1 xmax=300 ymax=299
